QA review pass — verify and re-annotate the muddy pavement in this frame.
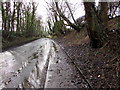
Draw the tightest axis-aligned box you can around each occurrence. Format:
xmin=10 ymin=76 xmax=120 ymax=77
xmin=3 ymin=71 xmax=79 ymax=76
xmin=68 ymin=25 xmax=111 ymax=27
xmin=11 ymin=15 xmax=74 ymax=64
xmin=0 ymin=38 xmax=88 ymax=89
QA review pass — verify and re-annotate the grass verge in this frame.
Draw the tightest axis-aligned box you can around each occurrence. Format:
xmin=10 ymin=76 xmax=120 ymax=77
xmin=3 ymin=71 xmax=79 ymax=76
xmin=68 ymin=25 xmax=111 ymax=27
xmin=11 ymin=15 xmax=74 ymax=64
xmin=2 ymin=37 xmax=41 ymax=51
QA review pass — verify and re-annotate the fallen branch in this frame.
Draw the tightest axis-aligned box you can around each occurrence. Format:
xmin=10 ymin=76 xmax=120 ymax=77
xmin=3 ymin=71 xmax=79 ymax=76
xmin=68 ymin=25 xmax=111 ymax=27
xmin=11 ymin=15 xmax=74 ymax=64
xmin=110 ymin=55 xmax=120 ymax=61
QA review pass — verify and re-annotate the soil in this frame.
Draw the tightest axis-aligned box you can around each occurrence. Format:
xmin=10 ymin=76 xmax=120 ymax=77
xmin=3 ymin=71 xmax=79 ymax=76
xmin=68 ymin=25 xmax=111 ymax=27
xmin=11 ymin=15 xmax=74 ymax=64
xmin=55 ymin=25 xmax=120 ymax=88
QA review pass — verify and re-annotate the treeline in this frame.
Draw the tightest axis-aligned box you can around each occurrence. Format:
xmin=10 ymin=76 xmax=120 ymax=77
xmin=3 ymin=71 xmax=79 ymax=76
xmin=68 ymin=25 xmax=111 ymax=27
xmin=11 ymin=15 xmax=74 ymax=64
xmin=1 ymin=1 xmax=47 ymax=40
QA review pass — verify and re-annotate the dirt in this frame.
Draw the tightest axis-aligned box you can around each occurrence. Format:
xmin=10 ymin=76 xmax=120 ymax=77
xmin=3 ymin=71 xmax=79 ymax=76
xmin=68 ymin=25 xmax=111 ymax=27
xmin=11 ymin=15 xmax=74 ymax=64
xmin=55 ymin=26 xmax=120 ymax=88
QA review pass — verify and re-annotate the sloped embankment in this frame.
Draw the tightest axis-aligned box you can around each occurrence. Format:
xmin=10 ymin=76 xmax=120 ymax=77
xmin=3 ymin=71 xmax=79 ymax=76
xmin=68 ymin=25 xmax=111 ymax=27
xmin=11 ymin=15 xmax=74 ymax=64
xmin=55 ymin=19 xmax=120 ymax=88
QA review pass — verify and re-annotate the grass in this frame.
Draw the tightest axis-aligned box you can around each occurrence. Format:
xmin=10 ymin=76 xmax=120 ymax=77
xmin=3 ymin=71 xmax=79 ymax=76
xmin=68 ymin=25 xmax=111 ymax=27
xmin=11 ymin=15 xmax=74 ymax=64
xmin=2 ymin=36 xmax=41 ymax=51
xmin=56 ymin=27 xmax=88 ymax=46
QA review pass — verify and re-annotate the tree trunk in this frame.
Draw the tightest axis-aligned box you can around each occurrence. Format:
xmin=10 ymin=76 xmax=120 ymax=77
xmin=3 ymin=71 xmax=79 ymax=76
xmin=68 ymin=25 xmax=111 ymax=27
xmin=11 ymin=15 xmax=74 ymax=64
xmin=16 ymin=3 xmax=21 ymax=33
xmin=5 ymin=2 xmax=11 ymax=31
xmin=84 ymin=2 xmax=106 ymax=48
xmin=1 ymin=2 xmax=5 ymax=31
xmin=11 ymin=2 xmax=16 ymax=32
xmin=65 ymin=2 xmax=77 ymax=24
xmin=99 ymin=2 xmax=108 ymax=29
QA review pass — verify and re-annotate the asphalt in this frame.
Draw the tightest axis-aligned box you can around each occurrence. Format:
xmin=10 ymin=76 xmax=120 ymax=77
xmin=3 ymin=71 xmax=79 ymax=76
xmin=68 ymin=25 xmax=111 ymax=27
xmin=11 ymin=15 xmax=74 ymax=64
xmin=0 ymin=38 xmax=88 ymax=89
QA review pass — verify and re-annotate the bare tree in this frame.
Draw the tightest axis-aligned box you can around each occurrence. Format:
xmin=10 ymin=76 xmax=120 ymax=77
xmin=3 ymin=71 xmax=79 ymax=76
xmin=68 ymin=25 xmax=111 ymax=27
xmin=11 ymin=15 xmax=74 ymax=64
xmin=16 ymin=2 xmax=22 ymax=33
xmin=1 ymin=2 xmax=5 ymax=31
xmin=54 ymin=1 xmax=80 ymax=32
xmin=11 ymin=2 xmax=16 ymax=32
xmin=45 ymin=0 xmax=81 ymax=32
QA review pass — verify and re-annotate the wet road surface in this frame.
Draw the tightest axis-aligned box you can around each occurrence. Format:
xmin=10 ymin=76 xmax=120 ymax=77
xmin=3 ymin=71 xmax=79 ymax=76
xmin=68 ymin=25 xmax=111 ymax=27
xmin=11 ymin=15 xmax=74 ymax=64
xmin=0 ymin=38 xmax=88 ymax=89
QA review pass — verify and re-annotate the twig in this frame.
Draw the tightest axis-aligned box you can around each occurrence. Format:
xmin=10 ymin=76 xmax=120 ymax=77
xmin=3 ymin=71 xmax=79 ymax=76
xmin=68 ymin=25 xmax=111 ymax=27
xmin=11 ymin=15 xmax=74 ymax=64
xmin=109 ymin=55 xmax=120 ymax=78
xmin=116 ymin=61 xmax=119 ymax=77
xmin=99 ymin=42 xmax=108 ymax=50
xmin=110 ymin=55 xmax=120 ymax=61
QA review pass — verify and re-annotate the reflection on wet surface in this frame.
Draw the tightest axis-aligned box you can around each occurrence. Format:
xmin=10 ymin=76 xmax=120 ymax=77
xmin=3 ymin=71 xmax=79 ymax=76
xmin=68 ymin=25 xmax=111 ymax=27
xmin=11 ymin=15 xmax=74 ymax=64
xmin=0 ymin=38 xmax=56 ymax=89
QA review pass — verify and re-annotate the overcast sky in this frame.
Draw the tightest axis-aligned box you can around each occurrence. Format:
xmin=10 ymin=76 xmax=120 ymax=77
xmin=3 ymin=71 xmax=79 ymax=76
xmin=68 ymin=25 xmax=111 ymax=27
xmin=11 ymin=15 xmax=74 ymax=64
xmin=34 ymin=0 xmax=85 ymax=24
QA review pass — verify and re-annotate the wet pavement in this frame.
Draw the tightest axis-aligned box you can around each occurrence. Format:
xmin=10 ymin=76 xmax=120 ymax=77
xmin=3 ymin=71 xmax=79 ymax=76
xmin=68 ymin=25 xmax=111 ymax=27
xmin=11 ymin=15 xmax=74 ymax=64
xmin=0 ymin=38 xmax=88 ymax=89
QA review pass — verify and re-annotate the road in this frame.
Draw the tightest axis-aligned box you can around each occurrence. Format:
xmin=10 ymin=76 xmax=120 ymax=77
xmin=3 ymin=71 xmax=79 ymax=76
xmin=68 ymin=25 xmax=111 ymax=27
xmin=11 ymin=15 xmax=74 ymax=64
xmin=0 ymin=38 xmax=88 ymax=89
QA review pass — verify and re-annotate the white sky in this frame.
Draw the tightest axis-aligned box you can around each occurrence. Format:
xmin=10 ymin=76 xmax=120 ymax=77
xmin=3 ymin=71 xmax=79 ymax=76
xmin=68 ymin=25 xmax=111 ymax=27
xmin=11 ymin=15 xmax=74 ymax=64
xmin=34 ymin=0 xmax=85 ymax=24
